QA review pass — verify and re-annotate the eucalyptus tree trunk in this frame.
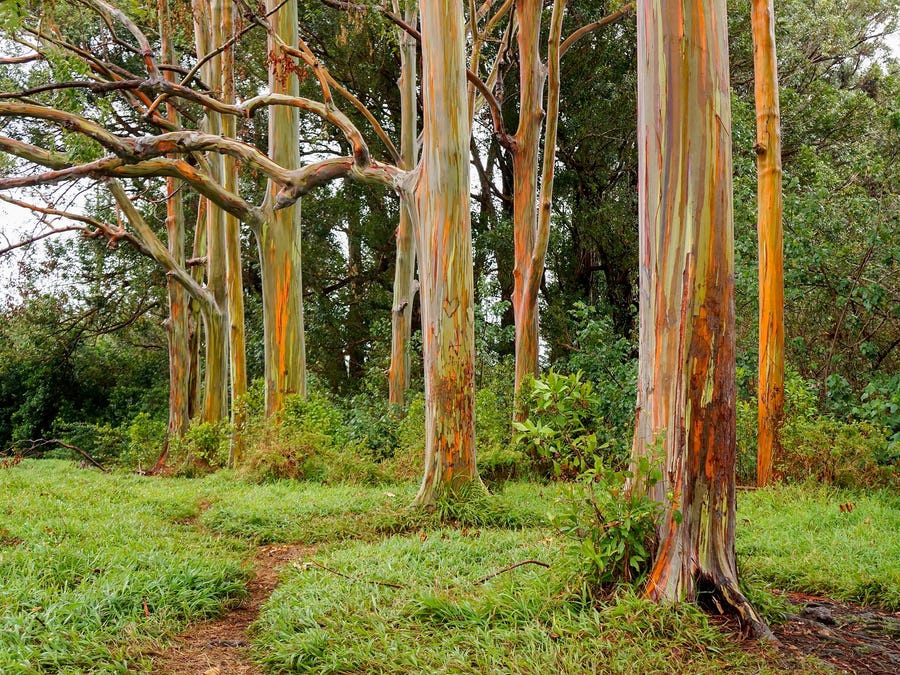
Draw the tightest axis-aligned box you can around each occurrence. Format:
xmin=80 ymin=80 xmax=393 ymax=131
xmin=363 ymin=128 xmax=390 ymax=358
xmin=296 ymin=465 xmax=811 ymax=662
xmin=631 ymin=0 xmax=771 ymax=638
xmin=388 ymin=2 xmax=419 ymax=407
xmin=413 ymin=0 xmax=481 ymax=506
xmin=256 ymin=0 xmax=307 ymax=416
xmin=192 ymin=0 xmax=229 ymax=423
xmin=511 ymin=0 xmax=544 ymax=395
xmin=156 ymin=0 xmax=190 ymax=467
xmin=215 ymin=0 xmax=248 ymax=463
xmin=510 ymin=0 xmax=566 ymax=400
xmin=752 ymin=0 xmax=784 ymax=487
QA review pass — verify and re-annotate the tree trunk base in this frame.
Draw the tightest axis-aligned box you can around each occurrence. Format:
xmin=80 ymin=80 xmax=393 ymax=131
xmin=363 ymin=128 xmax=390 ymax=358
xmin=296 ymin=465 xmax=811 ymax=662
xmin=695 ymin=573 xmax=776 ymax=642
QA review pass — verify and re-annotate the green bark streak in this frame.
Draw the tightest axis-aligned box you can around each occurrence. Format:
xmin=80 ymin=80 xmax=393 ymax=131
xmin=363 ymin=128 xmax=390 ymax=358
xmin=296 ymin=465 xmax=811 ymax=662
xmin=388 ymin=4 xmax=419 ymax=407
xmin=257 ymin=0 xmax=306 ymax=415
xmin=632 ymin=0 xmax=771 ymax=638
xmin=414 ymin=0 xmax=481 ymax=506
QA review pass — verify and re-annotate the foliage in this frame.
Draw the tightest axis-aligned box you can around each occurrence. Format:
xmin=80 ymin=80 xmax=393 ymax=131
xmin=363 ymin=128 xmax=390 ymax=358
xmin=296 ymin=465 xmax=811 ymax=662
xmin=551 ymin=454 xmax=662 ymax=590
xmin=736 ymin=367 xmax=896 ymax=487
xmin=779 ymin=418 xmax=896 ymax=489
xmin=169 ymin=420 xmax=231 ymax=475
xmin=560 ymin=304 xmax=638 ymax=460
xmin=514 ymin=370 xmax=609 ymax=479
xmin=0 ymin=460 xmax=248 ymax=672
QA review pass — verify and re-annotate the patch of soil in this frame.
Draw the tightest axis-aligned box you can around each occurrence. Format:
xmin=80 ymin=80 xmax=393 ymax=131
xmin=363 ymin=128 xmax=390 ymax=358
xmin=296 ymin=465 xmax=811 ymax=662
xmin=771 ymin=592 xmax=900 ymax=674
xmin=150 ymin=544 xmax=313 ymax=675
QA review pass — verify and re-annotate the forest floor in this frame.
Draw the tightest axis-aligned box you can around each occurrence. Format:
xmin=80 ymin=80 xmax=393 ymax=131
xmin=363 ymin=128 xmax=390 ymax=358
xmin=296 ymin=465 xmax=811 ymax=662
xmin=0 ymin=460 xmax=897 ymax=673
xmin=769 ymin=592 xmax=900 ymax=674
xmin=150 ymin=544 xmax=313 ymax=675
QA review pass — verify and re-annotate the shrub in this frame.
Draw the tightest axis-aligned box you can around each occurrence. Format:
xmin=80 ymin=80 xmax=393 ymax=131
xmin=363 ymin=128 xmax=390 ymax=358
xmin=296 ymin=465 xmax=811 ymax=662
xmin=514 ymin=370 xmax=608 ymax=479
xmin=779 ymin=417 xmax=896 ymax=488
xmin=121 ymin=412 xmax=166 ymax=470
xmin=736 ymin=366 xmax=896 ymax=488
xmin=242 ymin=429 xmax=332 ymax=483
xmin=170 ymin=420 xmax=230 ymax=475
xmin=552 ymin=451 xmax=662 ymax=590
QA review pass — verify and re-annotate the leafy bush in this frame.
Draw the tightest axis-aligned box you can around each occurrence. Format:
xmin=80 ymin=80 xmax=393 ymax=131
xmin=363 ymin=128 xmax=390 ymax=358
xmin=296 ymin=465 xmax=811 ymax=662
xmin=242 ymin=391 xmax=385 ymax=484
xmin=121 ymin=412 xmax=166 ymax=470
xmin=552 ymin=452 xmax=662 ymax=590
xmin=563 ymin=304 xmax=637 ymax=460
xmin=514 ymin=370 xmax=608 ymax=479
xmin=779 ymin=417 xmax=896 ymax=488
xmin=736 ymin=367 xmax=896 ymax=487
xmin=242 ymin=429 xmax=332 ymax=483
xmin=170 ymin=420 xmax=230 ymax=474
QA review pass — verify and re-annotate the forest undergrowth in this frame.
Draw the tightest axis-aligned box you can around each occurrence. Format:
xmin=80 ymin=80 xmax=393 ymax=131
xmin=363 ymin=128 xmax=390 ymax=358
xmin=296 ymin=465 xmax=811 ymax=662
xmin=0 ymin=460 xmax=896 ymax=673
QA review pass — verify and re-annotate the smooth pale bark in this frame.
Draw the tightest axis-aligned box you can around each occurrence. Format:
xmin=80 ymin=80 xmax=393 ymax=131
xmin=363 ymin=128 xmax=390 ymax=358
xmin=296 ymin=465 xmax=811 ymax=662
xmin=188 ymin=200 xmax=207 ymax=421
xmin=632 ymin=0 xmax=771 ymax=638
xmin=257 ymin=0 xmax=306 ymax=415
xmin=216 ymin=0 xmax=248 ymax=464
xmin=192 ymin=0 xmax=229 ymax=423
xmin=510 ymin=0 xmax=567 ymax=399
xmin=752 ymin=0 xmax=784 ymax=487
xmin=413 ymin=0 xmax=481 ymax=505
xmin=388 ymin=2 xmax=419 ymax=407
xmin=155 ymin=0 xmax=190 ymax=473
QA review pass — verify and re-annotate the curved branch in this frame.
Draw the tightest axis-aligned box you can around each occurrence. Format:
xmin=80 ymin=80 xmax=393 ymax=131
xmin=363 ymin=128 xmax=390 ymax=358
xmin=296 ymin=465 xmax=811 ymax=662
xmin=559 ymin=3 xmax=635 ymax=58
xmin=0 ymin=136 xmax=71 ymax=169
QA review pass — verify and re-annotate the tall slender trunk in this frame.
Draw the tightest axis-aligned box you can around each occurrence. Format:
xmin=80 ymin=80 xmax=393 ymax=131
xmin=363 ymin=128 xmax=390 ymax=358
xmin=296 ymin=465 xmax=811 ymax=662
xmin=188 ymin=199 xmax=207 ymax=421
xmin=752 ymin=0 xmax=784 ymax=487
xmin=631 ymin=0 xmax=771 ymax=638
xmin=388 ymin=3 xmax=419 ymax=406
xmin=192 ymin=0 xmax=229 ymax=424
xmin=155 ymin=0 xmax=190 ymax=473
xmin=413 ymin=0 xmax=481 ymax=506
xmin=346 ymin=204 xmax=366 ymax=382
xmin=216 ymin=0 xmax=248 ymax=464
xmin=257 ymin=0 xmax=306 ymax=415
xmin=511 ymin=0 xmax=544 ymax=395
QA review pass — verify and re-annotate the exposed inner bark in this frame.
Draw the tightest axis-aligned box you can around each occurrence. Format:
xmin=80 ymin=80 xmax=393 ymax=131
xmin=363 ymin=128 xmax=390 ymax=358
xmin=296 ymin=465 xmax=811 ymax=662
xmin=632 ymin=0 xmax=773 ymax=640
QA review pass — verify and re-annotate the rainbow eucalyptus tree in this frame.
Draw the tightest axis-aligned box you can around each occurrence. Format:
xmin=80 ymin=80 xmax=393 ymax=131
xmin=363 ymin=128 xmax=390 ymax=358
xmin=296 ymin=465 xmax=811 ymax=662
xmin=631 ymin=0 xmax=772 ymax=637
xmin=410 ymin=0 xmax=481 ymax=505
xmin=257 ymin=0 xmax=307 ymax=415
xmin=507 ymin=2 xmax=635 ymax=396
xmin=751 ymin=0 xmax=784 ymax=487
xmin=156 ymin=0 xmax=191 ymax=458
xmin=387 ymin=0 xmax=418 ymax=407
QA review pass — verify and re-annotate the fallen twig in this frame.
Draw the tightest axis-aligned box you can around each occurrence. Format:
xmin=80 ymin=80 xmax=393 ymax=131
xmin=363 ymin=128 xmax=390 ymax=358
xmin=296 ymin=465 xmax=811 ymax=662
xmin=475 ymin=560 xmax=550 ymax=585
xmin=301 ymin=561 xmax=405 ymax=589
xmin=4 ymin=439 xmax=108 ymax=472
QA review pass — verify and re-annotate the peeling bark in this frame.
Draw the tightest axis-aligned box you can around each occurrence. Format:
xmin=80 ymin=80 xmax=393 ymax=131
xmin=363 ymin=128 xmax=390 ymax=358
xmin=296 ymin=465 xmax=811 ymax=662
xmin=388 ymin=1 xmax=419 ymax=407
xmin=257 ymin=0 xmax=307 ymax=415
xmin=413 ymin=0 xmax=482 ymax=506
xmin=632 ymin=0 xmax=772 ymax=639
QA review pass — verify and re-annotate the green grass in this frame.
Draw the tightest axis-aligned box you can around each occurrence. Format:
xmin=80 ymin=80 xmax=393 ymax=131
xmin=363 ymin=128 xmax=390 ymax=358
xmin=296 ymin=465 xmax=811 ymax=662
xmin=1 ymin=460 xmax=896 ymax=673
xmin=0 ymin=460 xmax=250 ymax=673
xmin=253 ymin=530 xmax=786 ymax=674
xmin=736 ymin=483 xmax=900 ymax=610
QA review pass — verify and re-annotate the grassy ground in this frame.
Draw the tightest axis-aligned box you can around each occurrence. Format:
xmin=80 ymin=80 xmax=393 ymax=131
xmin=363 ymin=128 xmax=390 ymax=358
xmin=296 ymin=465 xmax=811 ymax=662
xmin=1 ymin=460 xmax=896 ymax=673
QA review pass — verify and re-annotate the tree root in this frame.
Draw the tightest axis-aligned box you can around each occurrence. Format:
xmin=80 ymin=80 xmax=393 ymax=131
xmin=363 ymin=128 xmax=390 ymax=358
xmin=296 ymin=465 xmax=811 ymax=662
xmin=697 ymin=573 xmax=776 ymax=642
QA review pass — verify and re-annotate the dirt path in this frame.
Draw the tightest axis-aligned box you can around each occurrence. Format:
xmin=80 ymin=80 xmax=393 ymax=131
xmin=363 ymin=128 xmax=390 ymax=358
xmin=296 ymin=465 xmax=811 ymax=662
xmin=772 ymin=592 xmax=900 ymax=674
xmin=151 ymin=544 xmax=313 ymax=675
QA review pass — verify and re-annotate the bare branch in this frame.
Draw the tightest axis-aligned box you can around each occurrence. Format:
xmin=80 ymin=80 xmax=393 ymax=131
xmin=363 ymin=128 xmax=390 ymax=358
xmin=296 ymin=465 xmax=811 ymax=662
xmin=559 ymin=3 xmax=635 ymax=58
